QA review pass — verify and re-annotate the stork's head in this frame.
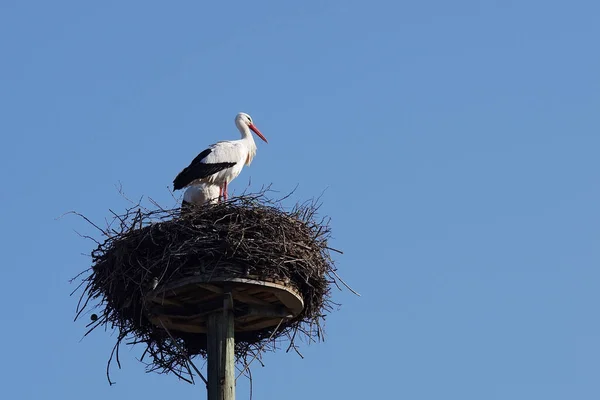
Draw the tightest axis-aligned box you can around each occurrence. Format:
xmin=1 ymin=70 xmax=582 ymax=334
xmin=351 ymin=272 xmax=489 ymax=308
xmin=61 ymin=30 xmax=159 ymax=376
xmin=235 ymin=112 xmax=268 ymax=143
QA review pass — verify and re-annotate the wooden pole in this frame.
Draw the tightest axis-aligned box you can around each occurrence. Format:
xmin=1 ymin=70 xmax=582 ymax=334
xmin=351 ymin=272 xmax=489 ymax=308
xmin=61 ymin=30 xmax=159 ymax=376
xmin=207 ymin=295 xmax=235 ymax=400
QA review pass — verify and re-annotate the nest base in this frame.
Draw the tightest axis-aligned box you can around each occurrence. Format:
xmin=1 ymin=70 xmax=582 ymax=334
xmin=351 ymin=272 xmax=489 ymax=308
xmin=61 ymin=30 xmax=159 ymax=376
xmin=145 ymin=275 xmax=304 ymax=334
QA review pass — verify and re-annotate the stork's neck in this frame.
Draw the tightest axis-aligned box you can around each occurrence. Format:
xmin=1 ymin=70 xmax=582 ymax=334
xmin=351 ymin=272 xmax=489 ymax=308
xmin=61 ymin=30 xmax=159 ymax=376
xmin=237 ymin=123 xmax=256 ymax=145
xmin=237 ymin=123 xmax=258 ymax=164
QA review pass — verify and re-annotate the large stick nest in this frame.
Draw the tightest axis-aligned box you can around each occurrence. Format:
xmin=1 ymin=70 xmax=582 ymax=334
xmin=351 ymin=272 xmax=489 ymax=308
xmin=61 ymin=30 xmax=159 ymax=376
xmin=71 ymin=189 xmax=344 ymax=384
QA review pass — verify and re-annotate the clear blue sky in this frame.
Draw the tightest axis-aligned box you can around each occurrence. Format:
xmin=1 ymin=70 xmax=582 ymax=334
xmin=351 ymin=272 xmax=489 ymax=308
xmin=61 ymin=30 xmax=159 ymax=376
xmin=1 ymin=1 xmax=599 ymax=399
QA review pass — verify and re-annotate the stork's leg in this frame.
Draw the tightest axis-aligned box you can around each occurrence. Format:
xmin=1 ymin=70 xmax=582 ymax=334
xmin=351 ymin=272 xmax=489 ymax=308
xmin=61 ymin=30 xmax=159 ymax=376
xmin=218 ymin=185 xmax=223 ymax=202
xmin=223 ymin=181 xmax=228 ymax=201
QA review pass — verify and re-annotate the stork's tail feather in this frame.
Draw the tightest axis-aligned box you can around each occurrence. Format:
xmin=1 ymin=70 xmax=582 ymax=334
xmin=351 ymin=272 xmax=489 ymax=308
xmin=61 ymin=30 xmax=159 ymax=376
xmin=173 ymin=170 xmax=192 ymax=190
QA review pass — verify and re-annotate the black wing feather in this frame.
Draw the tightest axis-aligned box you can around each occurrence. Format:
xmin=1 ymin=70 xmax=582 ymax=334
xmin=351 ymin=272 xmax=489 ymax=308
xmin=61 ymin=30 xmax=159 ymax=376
xmin=173 ymin=148 xmax=236 ymax=190
xmin=188 ymin=148 xmax=213 ymax=166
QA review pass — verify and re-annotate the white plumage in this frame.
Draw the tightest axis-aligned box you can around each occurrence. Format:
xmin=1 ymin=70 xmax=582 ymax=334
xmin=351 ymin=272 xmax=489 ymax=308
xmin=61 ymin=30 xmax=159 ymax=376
xmin=182 ymin=184 xmax=220 ymax=207
xmin=173 ymin=112 xmax=268 ymax=201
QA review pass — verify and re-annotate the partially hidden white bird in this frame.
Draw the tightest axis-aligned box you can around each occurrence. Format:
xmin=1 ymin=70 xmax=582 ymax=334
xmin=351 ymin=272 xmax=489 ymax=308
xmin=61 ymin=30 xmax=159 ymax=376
xmin=173 ymin=112 xmax=268 ymax=201
xmin=181 ymin=184 xmax=220 ymax=209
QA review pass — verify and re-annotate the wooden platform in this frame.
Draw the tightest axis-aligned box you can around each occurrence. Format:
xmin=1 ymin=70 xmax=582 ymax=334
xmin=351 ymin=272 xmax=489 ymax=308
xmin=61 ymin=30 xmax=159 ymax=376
xmin=144 ymin=275 xmax=304 ymax=334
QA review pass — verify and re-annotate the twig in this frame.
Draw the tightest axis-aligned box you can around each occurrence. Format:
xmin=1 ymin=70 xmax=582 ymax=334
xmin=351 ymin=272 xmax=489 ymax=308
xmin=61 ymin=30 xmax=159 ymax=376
xmin=235 ymin=318 xmax=285 ymax=382
xmin=330 ymin=268 xmax=361 ymax=297
xmin=57 ymin=211 xmax=106 ymax=235
xmin=157 ymin=319 xmax=208 ymax=386
xmin=325 ymin=246 xmax=344 ymax=254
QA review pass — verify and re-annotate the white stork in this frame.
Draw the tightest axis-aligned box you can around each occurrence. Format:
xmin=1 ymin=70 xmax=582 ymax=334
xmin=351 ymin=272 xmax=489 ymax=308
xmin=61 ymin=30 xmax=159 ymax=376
xmin=173 ymin=112 xmax=268 ymax=201
xmin=181 ymin=184 xmax=220 ymax=209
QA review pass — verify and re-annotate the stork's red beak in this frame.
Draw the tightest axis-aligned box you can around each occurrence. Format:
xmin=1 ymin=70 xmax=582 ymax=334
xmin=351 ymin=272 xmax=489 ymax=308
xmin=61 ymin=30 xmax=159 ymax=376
xmin=249 ymin=124 xmax=268 ymax=143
